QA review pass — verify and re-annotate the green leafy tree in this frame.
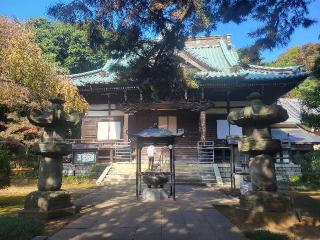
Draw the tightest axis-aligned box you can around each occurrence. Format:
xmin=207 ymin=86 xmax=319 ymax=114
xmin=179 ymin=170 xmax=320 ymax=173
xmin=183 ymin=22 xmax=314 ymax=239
xmin=271 ymin=44 xmax=320 ymax=128
xmin=266 ymin=44 xmax=320 ymax=99
xmin=300 ymin=47 xmax=320 ymax=128
xmin=268 ymin=44 xmax=320 ymax=129
xmin=313 ymin=53 xmax=320 ymax=79
xmin=25 ymin=18 xmax=109 ymax=74
xmin=267 ymin=46 xmax=300 ymax=67
xmin=48 ymin=0 xmax=317 ymax=100
xmin=266 ymin=46 xmax=302 ymax=97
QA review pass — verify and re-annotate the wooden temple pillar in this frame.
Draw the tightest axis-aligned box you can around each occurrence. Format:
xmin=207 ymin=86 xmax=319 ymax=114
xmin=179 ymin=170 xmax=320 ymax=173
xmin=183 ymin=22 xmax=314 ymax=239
xmin=199 ymin=111 xmax=206 ymax=141
xmin=123 ymin=113 xmax=129 ymax=141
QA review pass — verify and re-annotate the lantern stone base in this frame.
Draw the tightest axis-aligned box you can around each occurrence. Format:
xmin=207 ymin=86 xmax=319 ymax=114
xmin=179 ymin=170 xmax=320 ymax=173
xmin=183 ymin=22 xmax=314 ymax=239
xmin=21 ymin=190 xmax=76 ymax=221
xmin=240 ymin=191 xmax=292 ymax=212
xmin=142 ymin=188 xmax=169 ymax=202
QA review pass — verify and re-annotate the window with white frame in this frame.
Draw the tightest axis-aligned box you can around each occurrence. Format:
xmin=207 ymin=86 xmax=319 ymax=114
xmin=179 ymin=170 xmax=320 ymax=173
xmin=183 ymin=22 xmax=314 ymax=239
xmin=158 ymin=116 xmax=177 ymax=133
xmin=97 ymin=121 xmax=121 ymax=140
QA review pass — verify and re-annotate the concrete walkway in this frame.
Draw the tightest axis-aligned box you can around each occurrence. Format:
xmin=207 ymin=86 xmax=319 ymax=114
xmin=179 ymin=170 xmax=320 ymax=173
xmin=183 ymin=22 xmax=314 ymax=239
xmin=49 ymin=183 xmax=247 ymax=240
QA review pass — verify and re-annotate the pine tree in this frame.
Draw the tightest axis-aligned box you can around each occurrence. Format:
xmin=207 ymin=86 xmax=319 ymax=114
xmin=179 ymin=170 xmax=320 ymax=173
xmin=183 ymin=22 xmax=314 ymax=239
xmin=48 ymin=0 xmax=317 ymax=99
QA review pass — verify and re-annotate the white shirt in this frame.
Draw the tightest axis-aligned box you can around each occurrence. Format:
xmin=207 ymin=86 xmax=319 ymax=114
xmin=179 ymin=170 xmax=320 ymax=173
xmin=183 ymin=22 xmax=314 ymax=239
xmin=147 ymin=145 xmax=156 ymax=157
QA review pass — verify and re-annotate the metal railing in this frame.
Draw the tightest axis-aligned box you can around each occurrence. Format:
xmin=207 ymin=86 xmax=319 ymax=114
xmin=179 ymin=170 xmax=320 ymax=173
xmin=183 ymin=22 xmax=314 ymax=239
xmin=115 ymin=141 xmax=132 ymax=162
xmin=197 ymin=141 xmax=214 ymax=163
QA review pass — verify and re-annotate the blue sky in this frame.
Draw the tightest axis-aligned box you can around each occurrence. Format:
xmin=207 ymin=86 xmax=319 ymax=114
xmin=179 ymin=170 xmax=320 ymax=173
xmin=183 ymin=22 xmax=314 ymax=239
xmin=0 ymin=0 xmax=319 ymax=62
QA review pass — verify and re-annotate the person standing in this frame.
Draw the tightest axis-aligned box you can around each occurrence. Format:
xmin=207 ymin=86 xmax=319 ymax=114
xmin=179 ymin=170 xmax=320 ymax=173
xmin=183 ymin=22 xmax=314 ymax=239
xmin=147 ymin=144 xmax=156 ymax=170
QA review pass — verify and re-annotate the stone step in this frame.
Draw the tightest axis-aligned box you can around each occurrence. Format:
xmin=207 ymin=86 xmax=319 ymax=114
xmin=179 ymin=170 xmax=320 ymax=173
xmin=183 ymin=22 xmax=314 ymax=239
xmin=99 ymin=161 xmax=220 ymax=185
xmin=107 ymin=175 xmax=136 ymax=180
xmin=175 ymin=175 xmax=202 ymax=179
xmin=175 ymin=181 xmax=206 ymax=186
xmin=98 ymin=179 xmax=136 ymax=186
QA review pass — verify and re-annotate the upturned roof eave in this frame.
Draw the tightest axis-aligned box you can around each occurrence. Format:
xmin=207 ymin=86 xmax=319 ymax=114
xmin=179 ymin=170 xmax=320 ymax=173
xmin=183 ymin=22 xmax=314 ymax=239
xmin=69 ymin=35 xmax=310 ymax=87
xmin=69 ymin=68 xmax=104 ymax=79
xmin=247 ymin=64 xmax=305 ymax=72
xmin=196 ymin=71 xmax=309 ymax=88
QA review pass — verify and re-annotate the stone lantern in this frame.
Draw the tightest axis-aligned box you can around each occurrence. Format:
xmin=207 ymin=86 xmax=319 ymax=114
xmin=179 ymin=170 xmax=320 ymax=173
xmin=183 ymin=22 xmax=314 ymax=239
xmin=22 ymin=96 xmax=81 ymax=220
xmin=228 ymin=92 xmax=291 ymax=211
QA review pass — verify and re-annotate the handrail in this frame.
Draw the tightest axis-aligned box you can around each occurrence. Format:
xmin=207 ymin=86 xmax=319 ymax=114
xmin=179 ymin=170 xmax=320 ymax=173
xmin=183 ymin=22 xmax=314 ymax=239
xmin=96 ymin=164 xmax=113 ymax=185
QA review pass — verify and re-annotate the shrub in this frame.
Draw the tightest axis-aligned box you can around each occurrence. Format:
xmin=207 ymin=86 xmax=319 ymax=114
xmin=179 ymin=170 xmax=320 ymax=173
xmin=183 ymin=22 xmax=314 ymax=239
xmin=301 ymin=172 xmax=320 ymax=185
xmin=0 ymin=216 xmax=43 ymax=240
xmin=291 ymin=150 xmax=320 ymax=187
xmin=244 ymin=230 xmax=293 ymax=240
xmin=12 ymin=169 xmax=38 ymax=179
xmin=0 ymin=143 xmax=11 ymax=189
xmin=305 ymin=150 xmax=320 ymax=173
xmin=289 ymin=173 xmax=320 ymax=189
xmin=11 ymin=149 xmax=39 ymax=172
xmin=62 ymin=175 xmax=91 ymax=183
xmin=288 ymin=175 xmax=302 ymax=185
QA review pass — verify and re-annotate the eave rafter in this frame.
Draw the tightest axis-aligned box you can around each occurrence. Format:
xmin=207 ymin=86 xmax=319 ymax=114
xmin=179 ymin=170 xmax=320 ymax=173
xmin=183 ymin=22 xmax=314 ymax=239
xmin=118 ymin=101 xmax=215 ymax=114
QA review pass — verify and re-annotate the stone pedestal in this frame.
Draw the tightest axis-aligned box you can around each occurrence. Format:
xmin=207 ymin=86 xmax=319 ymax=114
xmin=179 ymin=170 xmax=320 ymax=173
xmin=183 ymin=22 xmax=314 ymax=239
xmin=21 ymin=190 xmax=76 ymax=220
xmin=240 ymin=191 xmax=292 ymax=212
xmin=142 ymin=188 xmax=168 ymax=201
xmin=249 ymin=154 xmax=277 ymax=191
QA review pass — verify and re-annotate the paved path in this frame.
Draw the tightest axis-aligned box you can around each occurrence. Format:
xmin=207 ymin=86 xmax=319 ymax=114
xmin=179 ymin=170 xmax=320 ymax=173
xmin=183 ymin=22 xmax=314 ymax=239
xmin=50 ymin=184 xmax=247 ymax=240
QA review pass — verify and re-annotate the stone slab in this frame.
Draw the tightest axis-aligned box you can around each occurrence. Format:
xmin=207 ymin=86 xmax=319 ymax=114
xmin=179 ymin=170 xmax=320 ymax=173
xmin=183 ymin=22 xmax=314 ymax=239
xmin=49 ymin=184 xmax=248 ymax=240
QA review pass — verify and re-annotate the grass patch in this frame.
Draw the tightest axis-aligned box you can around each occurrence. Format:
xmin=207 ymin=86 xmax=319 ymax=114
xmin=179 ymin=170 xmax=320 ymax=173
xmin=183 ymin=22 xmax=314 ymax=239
xmin=62 ymin=175 xmax=96 ymax=191
xmin=244 ymin=230 xmax=293 ymax=240
xmin=0 ymin=195 xmax=25 ymax=216
xmin=0 ymin=179 xmax=98 ymax=237
xmin=0 ymin=180 xmax=96 ymax=216
xmin=62 ymin=176 xmax=96 ymax=190
xmin=0 ymin=215 xmax=43 ymax=240
xmin=63 ymin=175 xmax=91 ymax=182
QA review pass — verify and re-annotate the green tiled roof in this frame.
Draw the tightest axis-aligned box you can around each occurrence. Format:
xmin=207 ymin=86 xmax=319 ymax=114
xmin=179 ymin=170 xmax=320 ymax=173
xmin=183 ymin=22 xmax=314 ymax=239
xmin=71 ymin=58 xmax=128 ymax=86
xmin=195 ymin=70 xmax=309 ymax=87
xmin=196 ymin=70 xmax=309 ymax=80
xmin=71 ymin=68 xmax=113 ymax=86
xmin=70 ymin=36 xmax=309 ymax=87
xmin=184 ymin=40 xmax=238 ymax=70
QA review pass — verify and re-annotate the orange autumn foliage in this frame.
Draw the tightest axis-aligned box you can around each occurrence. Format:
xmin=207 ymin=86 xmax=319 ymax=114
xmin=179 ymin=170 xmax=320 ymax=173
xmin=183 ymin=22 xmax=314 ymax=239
xmin=0 ymin=16 xmax=87 ymax=112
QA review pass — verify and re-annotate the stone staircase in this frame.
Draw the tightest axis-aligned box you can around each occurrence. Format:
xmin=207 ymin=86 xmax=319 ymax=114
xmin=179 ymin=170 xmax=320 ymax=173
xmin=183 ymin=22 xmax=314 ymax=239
xmin=97 ymin=161 xmax=220 ymax=185
xmin=97 ymin=162 xmax=138 ymax=185
xmin=175 ymin=162 xmax=218 ymax=185
xmin=175 ymin=162 xmax=203 ymax=185
xmin=199 ymin=163 xmax=218 ymax=184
